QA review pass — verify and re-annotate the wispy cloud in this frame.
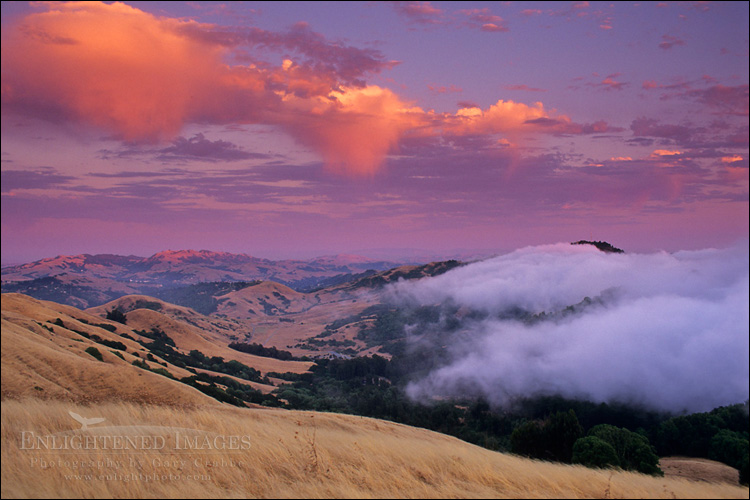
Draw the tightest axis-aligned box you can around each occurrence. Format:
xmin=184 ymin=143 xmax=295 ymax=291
xmin=689 ymin=84 xmax=749 ymax=116
xmin=427 ymin=84 xmax=463 ymax=94
xmin=391 ymin=1 xmax=445 ymax=26
xmin=659 ymin=34 xmax=686 ymax=50
xmin=503 ymin=84 xmax=547 ymax=92
xmin=591 ymin=73 xmax=628 ymax=92
xmin=459 ymin=8 xmax=509 ymax=33
xmin=1 ymin=167 xmax=74 ymax=193
xmin=631 ymin=117 xmax=695 ymax=144
xmin=98 ymin=134 xmax=271 ymax=163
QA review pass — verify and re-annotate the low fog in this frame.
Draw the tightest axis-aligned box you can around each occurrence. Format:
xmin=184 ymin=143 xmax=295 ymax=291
xmin=388 ymin=241 xmax=749 ymax=414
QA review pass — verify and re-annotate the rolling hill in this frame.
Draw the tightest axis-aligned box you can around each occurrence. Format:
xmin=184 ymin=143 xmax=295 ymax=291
xmin=1 ymin=250 xmax=403 ymax=307
xmin=2 ymin=292 xmax=747 ymax=498
xmin=2 ymin=398 xmax=746 ymax=499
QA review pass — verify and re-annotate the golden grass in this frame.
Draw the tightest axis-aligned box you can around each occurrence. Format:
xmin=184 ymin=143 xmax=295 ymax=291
xmin=3 ymin=293 xmax=312 ymax=377
xmin=1 ymin=314 xmax=214 ymax=406
xmin=660 ymin=457 xmax=741 ymax=485
xmin=3 ymin=293 xmax=748 ymax=498
xmin=2 ymin=398 xmax=747 ymax=499
xmin=123 ymin=308 xmax=312 ymax=375
xmin=239 ymin=290 xmax=383 ymax=358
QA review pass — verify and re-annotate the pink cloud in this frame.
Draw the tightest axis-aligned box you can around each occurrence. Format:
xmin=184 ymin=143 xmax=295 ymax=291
xmin=240 ymin=22 xmax=400 ymax=86
xmin=0 ymin=2 xmax=413 ymax=175
xmin=659 ymin=34 xmax=686 ymax=50
xmin=460 ymin=8 xmax=509 ymax=32
xmin=579 ymin=73 xmax=628 ymax=92
xmin=690 ymin=85 xmax=749 ymax=116
xmin=391 ymin=1 xmax=445 ymax=25
xmin=457 ymin=101 xmax=480 ymax=109
xmin=1 ymin=2 xmax=231 ymax=142
xmin=644 ymin=80 xmax=749 ymax=117
xmin=440 ymin=100 xmax=616 ymax=138
xmin=503 ymin=84 xmax=547 ymax=92
xmin=631 ymin=118 xmax=693 ymax=143
xmin=275 ymin=86 xmax=427 ymax=176
xmin=428 ymin=84 xmax=463 ymax=94
xmin=0 ymin=1 xmax=619 ymax=178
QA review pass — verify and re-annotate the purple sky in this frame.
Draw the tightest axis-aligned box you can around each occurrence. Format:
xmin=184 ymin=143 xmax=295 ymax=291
xmin=1 ymin=1 xmax=748 ymax=265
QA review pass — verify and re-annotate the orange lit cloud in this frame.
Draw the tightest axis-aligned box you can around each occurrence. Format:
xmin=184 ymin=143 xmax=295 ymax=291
xmin=275 ymin=86 xmax=427 ymax=176
xmin=1 ymin=1 xmax=230 ymax=142
xmin=0 ymin=1 xmax=610 ymax=177
xmin=450 ymin=100 xmax=557 ymax=134
xmin=650 ymin=149 xmax=682 ymax=157
xmin=1 ymin=2 xmax=417 ymax=175
xmin=445 ymin=99 xmax=609 ymax=137
xmin=721 ymin=155 xmax=743 ymax=163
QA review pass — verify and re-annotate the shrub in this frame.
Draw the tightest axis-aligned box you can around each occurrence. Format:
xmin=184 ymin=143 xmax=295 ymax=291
xmin=132 ymin=359 xmax=150 ymax=370
xmin=150 ymin=367 xmax=176 ymax=379
xmin=85 ymin=347 xmax=103 ymax=361
xmin=105 ymin=308 xmax=127 ymax=324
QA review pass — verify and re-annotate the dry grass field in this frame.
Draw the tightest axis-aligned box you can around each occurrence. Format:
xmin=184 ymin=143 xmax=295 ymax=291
xmin=659 ymin=457 xmax=741 ymax=486
xmin=2 ymin=292 xmax=748 ymax=499
xmin=2 ymin=399 xmax=748 ymax=499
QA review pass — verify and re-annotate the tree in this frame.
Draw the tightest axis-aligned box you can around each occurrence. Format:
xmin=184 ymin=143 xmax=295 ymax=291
xmin=105 ymin=307 xmax=127 ymax=324
xmin=709 ymin=429 xmax=749 ymax=472
xmin=588 ymin=424 xmax=662 ymax=476
xmin=510 ymin=420 xmax=546 ymax=459
xmin=545 ymin=410 xmax=584 ymax=463
xmin=572 ymin=436 xmax=620 ymax=469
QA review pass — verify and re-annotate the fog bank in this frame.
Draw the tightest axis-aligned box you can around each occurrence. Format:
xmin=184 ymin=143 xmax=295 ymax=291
xmin=389 ymin=241 xmax=749 ymax=414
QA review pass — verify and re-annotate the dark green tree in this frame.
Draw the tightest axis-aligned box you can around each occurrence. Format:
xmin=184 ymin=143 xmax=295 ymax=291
xmin=709 ymin=429 xmax=749 ymax=471
xmin=105 ymin=307 xmax=127 ymax=324
xmin=510 ymin=420 xmax=546 ymax=459
xmin=572 ymin=436 xmax=620 ymax=469
xmin=545 ymin=409 xmax=584 ymax=463
xmin=588 ymin=424 xmax=662 ymax=476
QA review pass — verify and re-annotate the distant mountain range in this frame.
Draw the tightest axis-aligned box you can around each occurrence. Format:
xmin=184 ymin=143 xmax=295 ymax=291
xmin=1 ymin=249 xmax=401 ymax=283
xmin=1 ymin=241 xmax=624 ymax=310
xmin=0 ymin=249 xmax=406 ymax=308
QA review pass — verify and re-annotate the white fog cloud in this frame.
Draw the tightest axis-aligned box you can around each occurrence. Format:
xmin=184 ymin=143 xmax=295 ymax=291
xmin=389 ymin=241 xmax=749 ymax=414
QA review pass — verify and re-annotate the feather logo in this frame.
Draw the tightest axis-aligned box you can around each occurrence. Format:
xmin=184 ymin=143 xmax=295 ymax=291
xmin=68 ymin=411 xmax=106 ymax=431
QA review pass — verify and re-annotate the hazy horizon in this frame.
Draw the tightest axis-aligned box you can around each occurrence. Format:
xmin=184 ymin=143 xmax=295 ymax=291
xmin=5 ymin=237 xmax=750 ymax=270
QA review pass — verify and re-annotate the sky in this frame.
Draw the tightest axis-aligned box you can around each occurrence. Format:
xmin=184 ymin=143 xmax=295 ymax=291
xmin=1 ymin=1 xmax=748 ymax=265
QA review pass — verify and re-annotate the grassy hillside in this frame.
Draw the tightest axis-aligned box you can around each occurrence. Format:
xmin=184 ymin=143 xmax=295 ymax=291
xmin=2 ymin=292 xmax=748 ymax=498
xmin=2 ymin=293 xmax=311 ymax=407
xmin=2 ymin=398 xmax=748 ymax=499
